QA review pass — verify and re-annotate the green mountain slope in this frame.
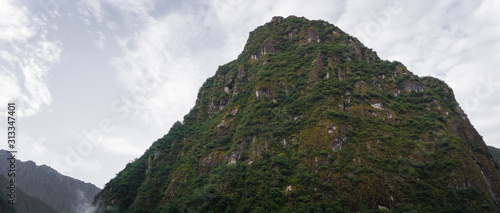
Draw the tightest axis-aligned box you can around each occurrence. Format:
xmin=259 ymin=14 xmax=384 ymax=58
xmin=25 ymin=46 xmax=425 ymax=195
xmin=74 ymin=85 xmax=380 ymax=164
xmin=94 ymin=16 xmax=500 ymax=212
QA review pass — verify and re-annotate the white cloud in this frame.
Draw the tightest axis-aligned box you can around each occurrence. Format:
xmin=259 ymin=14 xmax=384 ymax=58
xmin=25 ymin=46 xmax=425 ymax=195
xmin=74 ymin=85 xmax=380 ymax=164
xmin=16 ymin=132 xmax=50 ymax=162
xmin=94 ymin=31 xmax=106 ymax=49
xmin=78 ymin=0 xmax=104 ymax=23
xmin=0 ymin=66 xmax=22 ymax=105
xmin=0 ymin=1 xmax=61 ymax=118
xmin=104 ymin=0 xmax=154 ymax=16
xmin=101 ymin=135 xmax=144 ymax=156
xmin=78 ymin=0 xmax=155 ymax=25
xmin=106 ymin=21 xmax=117 ymax=29
xmin=0 ymin=0 xmax=37 ymax=42
xmin=110 ymin=9 xmax=225 ymax=131
xmin=1 ymin=39 xmax=62 ymax=117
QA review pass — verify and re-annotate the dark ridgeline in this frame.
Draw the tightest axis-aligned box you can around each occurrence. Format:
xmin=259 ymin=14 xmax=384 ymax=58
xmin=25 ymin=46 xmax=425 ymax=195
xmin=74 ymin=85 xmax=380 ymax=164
xmin=0 ymin=150 xmax=101 ymax=213
xmin=0 ymin=173 xmax=57 ymax=213
xmin=94 ymin=16 xmax=500 ymax=212
xmin=488 ymin=146 xmax=500 ymax=166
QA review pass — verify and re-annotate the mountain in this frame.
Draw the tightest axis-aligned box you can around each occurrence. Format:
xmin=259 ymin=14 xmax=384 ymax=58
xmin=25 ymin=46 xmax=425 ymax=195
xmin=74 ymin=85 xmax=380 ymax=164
xmin=488 ymin=146 xmax=500 ymax=166
xmin=0 ymin=174 xmax=58 ymax=213
xmin=0 ymin=150 xmax=101 ymax=213
xmin=0 ymin=192 xmax=16 ymax=213
xmin=94 ymin=16 xmax=500 ymax=212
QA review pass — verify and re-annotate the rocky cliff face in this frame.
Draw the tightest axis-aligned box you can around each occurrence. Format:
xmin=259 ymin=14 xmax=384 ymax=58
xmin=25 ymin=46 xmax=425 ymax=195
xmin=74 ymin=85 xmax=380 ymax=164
xmin=94 ymin=16 xmax=500 ymax=212
xmin=0 ymin=150 xmax=101 ymax=213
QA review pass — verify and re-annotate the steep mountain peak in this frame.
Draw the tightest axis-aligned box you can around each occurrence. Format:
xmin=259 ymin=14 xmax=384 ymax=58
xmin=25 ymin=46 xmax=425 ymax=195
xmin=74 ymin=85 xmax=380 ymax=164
xmin=95 ymin=17 xmax=500 ymax=212
xmin=242 ymin=16 xmax=379 ymax=67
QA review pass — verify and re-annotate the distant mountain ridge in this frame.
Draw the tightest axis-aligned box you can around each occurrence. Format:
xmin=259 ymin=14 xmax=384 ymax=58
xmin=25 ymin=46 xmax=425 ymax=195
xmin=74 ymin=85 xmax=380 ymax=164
xmin=0 ymin=174 xmax=58 ymax=213
xmin=0 ymin=150 xmax=101 ymax=213
xmin=488 ymin=146 xmax=500 ymax=166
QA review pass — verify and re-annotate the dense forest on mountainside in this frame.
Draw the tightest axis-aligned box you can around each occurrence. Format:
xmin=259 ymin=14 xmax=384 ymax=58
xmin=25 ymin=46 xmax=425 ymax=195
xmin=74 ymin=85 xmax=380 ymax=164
xmin=95 ymin=16 xmax=500 ymax=212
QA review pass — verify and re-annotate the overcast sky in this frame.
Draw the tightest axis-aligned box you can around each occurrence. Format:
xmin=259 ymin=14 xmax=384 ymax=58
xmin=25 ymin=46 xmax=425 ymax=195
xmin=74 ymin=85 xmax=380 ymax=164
xmin=1 ymin=0 xmax=499 ymax=188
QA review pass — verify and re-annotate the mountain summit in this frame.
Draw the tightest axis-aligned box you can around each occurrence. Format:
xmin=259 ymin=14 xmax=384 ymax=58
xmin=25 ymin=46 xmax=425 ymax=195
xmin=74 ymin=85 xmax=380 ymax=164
xmin=94 ymin=16 xmax=500 ymax=212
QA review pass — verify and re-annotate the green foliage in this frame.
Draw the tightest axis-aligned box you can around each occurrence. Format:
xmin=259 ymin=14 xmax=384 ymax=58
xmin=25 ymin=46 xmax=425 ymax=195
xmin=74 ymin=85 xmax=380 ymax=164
xmin=99 ymin=154 xmax=148 ymax=211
